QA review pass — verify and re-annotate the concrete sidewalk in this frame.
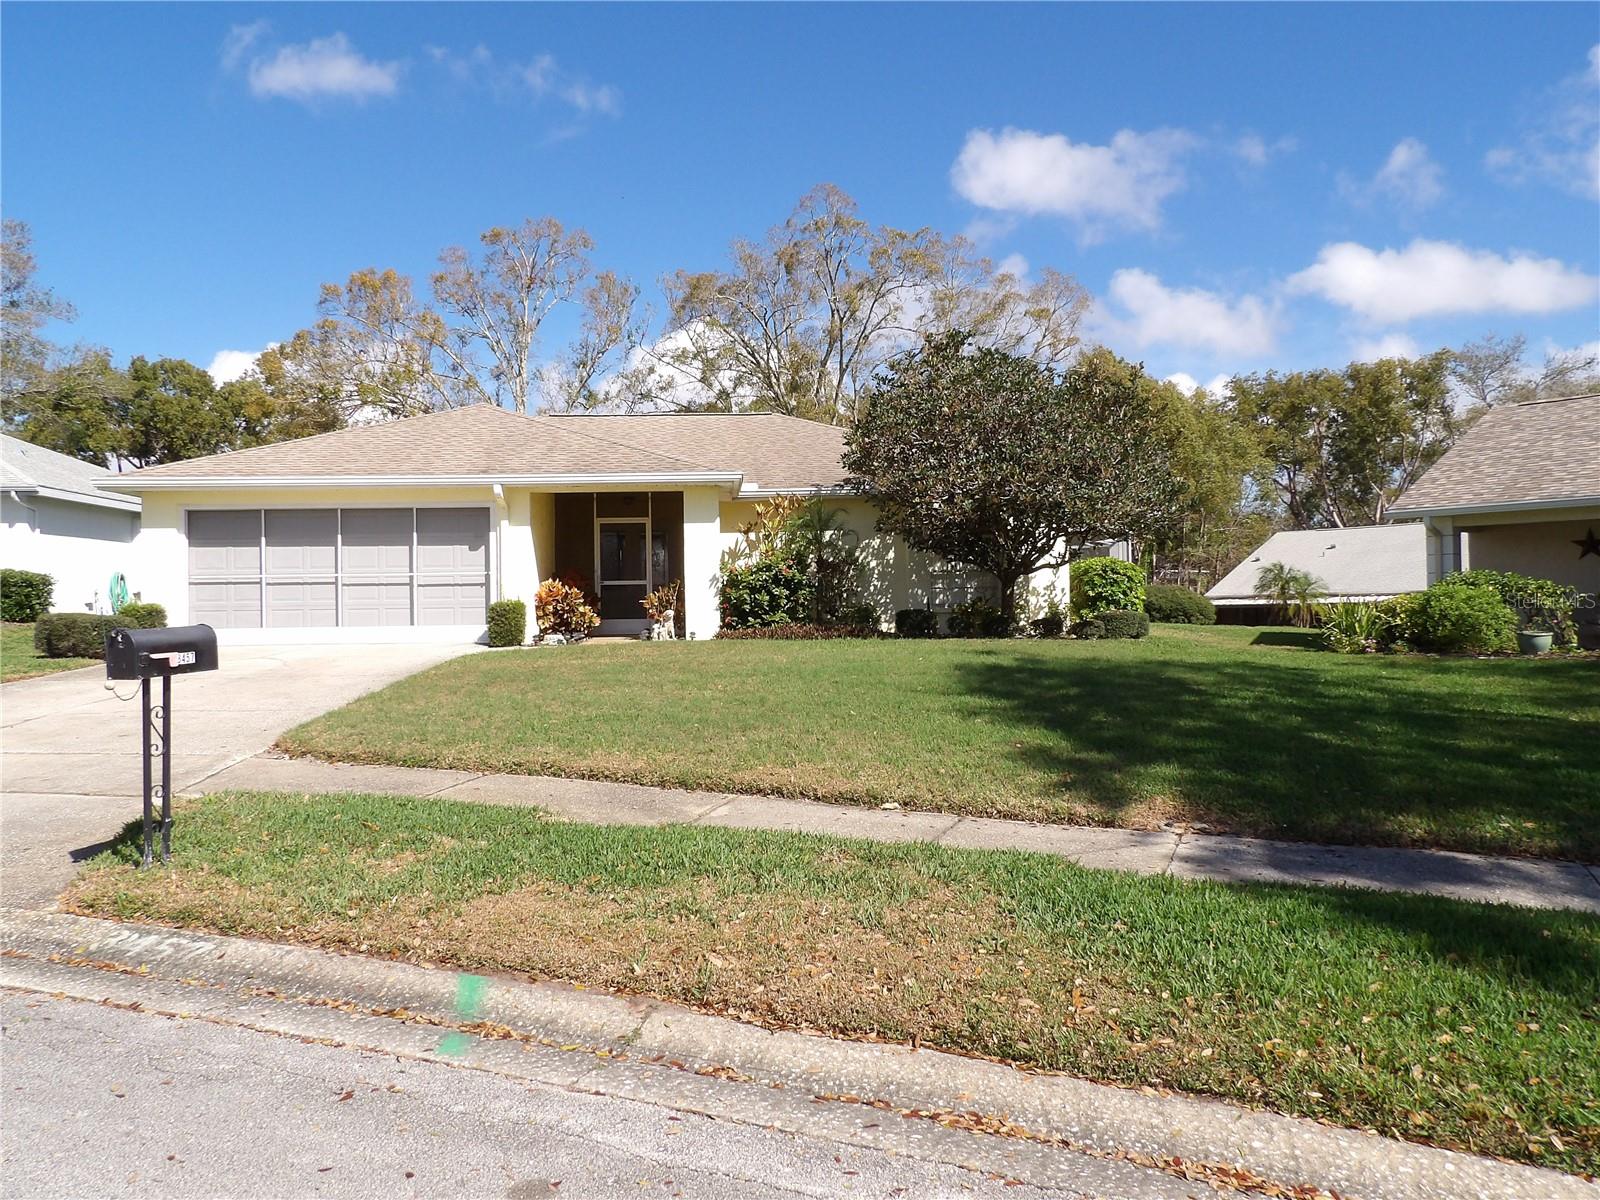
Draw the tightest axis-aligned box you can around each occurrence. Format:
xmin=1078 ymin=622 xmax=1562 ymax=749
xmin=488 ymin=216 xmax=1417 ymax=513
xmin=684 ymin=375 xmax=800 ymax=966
xmin=194 ymin=754 xmax=1600 ymax=913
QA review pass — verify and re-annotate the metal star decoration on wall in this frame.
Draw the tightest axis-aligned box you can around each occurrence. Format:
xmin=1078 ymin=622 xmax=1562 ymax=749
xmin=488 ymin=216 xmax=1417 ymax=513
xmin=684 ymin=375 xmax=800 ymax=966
xmin=1574 ymin=527 xmax=1600 ymax=559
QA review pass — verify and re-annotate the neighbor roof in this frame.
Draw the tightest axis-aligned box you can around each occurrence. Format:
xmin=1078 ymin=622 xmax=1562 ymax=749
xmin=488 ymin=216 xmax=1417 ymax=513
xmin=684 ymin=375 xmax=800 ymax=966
xmin=0 ymin=434 xmax=141 ymax=511
xmin=1390 ymin=393 xmax=1600 ymax=516
xmin=103 ymin=405 xmax=852 ymax=495
xmin=1206 ymin=524 xmax=1426 ymax=604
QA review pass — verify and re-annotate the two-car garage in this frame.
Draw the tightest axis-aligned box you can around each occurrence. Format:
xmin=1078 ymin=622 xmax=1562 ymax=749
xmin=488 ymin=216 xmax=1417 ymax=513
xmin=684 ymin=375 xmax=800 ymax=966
xmin=186 ymin=506 xmax=491 ymax=631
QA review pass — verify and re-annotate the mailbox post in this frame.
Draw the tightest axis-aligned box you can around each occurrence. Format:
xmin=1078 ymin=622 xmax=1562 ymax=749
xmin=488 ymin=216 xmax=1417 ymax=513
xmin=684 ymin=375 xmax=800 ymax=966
xmin=105 ymin=625 xmax=219 ymax=867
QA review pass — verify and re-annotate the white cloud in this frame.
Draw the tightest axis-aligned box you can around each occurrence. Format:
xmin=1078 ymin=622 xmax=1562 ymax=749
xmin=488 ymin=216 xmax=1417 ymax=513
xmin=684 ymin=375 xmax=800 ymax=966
xmin=1340 ymin=138 xmax=1444 ymax=210
xmin=1095 ymin=269 xmax=1278 ymax=356
xmin=1165 ymin=371 xmax=1233 ymax=397
xmin=427 ymin=45 xmax=621 ymax=118
xmin=1232 ymin=133 xmax=1296 ymax=167
xmin=1288 ymin=239 xmax=1599 ymax=323
xmin=951 ymin=127 xmax=1198 ymax=241
xmin=237 ymin=32 xmax=401 ymax=103
xmin=994 ymin=252 xmax=1029 ymax=280
xmin=1350 ymin=333 xmax=1421 ymax=363
xmin=206 ymin=347 xmax=274 ymax=384
xmin=1486 ymin=44 xmax=1600 ymax=201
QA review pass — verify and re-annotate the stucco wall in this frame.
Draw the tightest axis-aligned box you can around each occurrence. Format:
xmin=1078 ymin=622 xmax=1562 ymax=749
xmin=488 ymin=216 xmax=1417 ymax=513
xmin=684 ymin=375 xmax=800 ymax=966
xmin=1 ymin=492 xmax=140 ymax=613
xmin=1465 ymin=517 xmax=1600 ymax=594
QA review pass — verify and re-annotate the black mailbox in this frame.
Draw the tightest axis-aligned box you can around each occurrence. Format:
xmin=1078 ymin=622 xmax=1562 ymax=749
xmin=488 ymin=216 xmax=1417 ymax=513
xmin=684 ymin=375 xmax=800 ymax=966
xmin=105 ymin=624 xmax=219 ymax=680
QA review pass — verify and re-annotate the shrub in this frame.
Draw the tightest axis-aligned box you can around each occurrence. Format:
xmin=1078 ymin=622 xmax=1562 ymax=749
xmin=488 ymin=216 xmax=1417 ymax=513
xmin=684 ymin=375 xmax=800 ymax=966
xmin=534 ymin=579 xmax=599 ymax=639
xmin=1029 ymin=613 xmax=1065 ymax=638
xmin=486 ymin=599 xmax=527 ymax=647
xmin=1319 ymin=601 xmax=1385 ymax=654
xmin=895 ymin=608 xmax=937 ymax=638
xmin=34 ymin=613 xmax=113 ymax=658
xmin=1071 ymin=557 xmax=1145 ymax=618
xmin=1410 ymin=582 xmax=1517 ymax=654
xmin=946 ymin=597 xmax=1009 ymax=638
xmin=1452 ymin=569 xmax=1578 ymax=646
xmin=1375 ymin=593 xmax=1424 ymax=650
xmin=1 ymin=569 xmax=54 ymax=623
xmin=715 ymin=623 xmax=876 ymax=640
xmin=1070 ymin=617 xmax=1106 ymax=640
xmin=719 ymin=547 xmax=815 ymax=630
xmin=1097 ymin=609 xmax=1150 ymax=639
xmin=840 ymin=602 xmax=879 ymax=630
xmin=1144 ymin=584 xmax=1215 ymax=625
xmin=114 ymin=602 xmax=167 ymax=629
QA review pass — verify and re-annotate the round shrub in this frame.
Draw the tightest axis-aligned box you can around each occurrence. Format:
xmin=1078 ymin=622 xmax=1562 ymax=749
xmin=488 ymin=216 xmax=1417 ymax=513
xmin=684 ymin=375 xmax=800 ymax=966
xmin=1411 ymin=582 xmax=1517 ymax=654
xmin=1452 ymin=569 xmax=1579 ymax=646
xmin=113 ymin=602 xmax=167 ymax=629
xmin=895 ymin=608 xmax=937 ymax=638
xmin=1071 ymin=557 xmax=1145 ymax=618
xmin=946 ymin=598 xmax=1010 ymax=637
xmin=1144 ymin=584 xmax=1215 ymax=625
xmin=1029 ymin=613 xmax=1065 ymax=638
xmin=1098 ymin=609 xmax=1151 ymax=639
xmin=1070 ymin=617 xmax=1106 ymax=640
xmin=486 ymin=599 xmax=527 ymax=647
xmin=719 ymin=547 xmax=816 ymax=630
xmin=1 ymin=569 xmax=54 ymax=623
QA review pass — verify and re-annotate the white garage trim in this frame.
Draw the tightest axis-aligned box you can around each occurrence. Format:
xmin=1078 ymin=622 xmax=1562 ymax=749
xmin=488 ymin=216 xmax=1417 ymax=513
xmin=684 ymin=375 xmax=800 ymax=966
xmin=181 ymin=502 xmax=495 ymax=645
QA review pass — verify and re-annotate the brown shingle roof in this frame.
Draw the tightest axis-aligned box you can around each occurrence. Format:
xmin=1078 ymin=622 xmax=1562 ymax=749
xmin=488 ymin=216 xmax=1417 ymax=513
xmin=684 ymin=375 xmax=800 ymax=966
xmin=106 ymin=404 xmax=849 ymax=494
xmin=1390 ymin=394 xmax=1600 ymax=514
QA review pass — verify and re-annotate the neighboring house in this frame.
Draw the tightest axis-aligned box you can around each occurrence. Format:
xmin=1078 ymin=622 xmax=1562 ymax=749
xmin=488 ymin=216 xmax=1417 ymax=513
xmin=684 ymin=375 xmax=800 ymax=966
xmin=101 ymin=405 xmax=1069 ymax=643
xmin=1205 ymin=524 xmax=1427 ymax=624
xmin=1388 ymin=393 xmax=1600 ymax=597
xmin=1 ymin=434 xmax=142 ymax=614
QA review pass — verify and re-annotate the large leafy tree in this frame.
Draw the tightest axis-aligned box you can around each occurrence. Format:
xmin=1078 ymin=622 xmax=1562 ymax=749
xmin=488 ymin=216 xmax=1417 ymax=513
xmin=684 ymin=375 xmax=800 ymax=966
xmin=1449 ymin=332 xmax=1600 ymax=410
xmin=1230 ymin=350 xmax=1459 ymax=528
xmin=637 ymin=185 xmax=1090 ymax=424
xmin=844 ymin=333 xmax=1180 ymax=624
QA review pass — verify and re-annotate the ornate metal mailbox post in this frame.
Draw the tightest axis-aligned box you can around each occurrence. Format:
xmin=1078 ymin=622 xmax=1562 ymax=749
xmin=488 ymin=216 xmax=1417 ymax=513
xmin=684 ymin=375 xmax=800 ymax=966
xmin=105 ymin=625 xmax=219 ymax=867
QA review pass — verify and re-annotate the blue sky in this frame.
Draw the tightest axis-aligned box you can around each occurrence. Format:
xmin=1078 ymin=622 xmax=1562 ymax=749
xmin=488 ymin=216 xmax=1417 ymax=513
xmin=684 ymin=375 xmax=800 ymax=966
xmin=4 ymin=2 xmax=1597 ymax=395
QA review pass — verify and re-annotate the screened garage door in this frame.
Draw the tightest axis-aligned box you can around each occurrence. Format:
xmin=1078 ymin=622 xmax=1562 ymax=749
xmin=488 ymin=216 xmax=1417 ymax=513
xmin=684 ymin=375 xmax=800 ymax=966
xmin=187 ymin=507 xmax=490 ymax=630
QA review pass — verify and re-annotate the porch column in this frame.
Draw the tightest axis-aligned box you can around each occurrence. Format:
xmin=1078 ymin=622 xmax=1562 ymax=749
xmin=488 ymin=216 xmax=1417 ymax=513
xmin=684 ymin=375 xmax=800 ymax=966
xmin=681 ymin=486 xmax=723 ymax=640
xmin=496 ymin=486 xmax=540 ymax=642
xmin=1422 ymin=516 xmax=1460 ymax=584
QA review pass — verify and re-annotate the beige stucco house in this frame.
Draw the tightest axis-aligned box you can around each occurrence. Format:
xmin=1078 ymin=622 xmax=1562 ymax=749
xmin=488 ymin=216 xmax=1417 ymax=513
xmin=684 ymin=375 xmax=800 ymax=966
xmin=1388 ymin=393 xmax=1600 ymax=596
xmin=102 ymin=405 xmax=1066 ymax=643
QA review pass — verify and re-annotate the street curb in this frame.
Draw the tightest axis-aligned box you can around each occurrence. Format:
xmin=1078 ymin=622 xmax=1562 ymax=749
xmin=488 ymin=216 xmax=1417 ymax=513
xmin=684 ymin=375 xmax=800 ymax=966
xmin=1 ymin=908 xmax=1588 ymax=1200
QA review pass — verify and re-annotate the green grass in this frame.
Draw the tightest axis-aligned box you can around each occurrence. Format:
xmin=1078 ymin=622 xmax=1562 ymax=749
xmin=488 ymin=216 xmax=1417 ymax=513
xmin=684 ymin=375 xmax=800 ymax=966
xmin=280 ymin=626 xmax=1600 ymax=859
xmin=69 ymin=789 xmax=1600 ymax=1173
xmin=1 ymin=622 xmax=98 ymax=682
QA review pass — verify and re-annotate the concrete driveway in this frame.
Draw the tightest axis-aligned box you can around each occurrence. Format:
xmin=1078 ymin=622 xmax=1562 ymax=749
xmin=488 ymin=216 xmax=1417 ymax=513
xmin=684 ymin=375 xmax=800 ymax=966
xmin=0 ymin=642 xmax=476 ymax=908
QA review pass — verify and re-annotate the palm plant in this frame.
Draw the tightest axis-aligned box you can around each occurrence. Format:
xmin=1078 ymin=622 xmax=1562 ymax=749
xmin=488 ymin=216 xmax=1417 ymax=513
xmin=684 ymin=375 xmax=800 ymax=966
xmin=1254 ymin=562 xmax=1327 ymax=627
xmin=784 ymin=498 xmax=859 ymax=624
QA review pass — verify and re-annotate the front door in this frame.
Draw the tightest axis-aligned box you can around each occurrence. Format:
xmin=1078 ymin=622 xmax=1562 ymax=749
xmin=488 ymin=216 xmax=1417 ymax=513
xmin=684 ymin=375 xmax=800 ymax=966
xmin=596 ymin=518 xmax=650 ymax=633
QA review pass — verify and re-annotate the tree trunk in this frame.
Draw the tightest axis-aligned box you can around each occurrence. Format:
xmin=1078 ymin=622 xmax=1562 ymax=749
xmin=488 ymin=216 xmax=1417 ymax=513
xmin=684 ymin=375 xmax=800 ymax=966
xmin=998 ymin=574 xmax=1020 ymax=632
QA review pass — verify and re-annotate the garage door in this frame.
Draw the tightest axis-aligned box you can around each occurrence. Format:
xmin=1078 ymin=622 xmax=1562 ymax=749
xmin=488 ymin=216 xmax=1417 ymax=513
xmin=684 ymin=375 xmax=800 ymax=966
xmin=187 ymin=507 xmax=490 ymax=630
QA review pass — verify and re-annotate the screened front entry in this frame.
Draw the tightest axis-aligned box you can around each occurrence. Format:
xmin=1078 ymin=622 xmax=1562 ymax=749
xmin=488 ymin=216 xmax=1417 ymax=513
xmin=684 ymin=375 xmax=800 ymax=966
xmin=186 ymin=507 xmax=491 ymax=629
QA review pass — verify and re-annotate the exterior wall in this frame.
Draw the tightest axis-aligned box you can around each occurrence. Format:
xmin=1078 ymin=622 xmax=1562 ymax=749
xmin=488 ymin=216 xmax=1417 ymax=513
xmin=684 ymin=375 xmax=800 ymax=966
xmin=715 ymin=497 xmax=1070 ymax=632
xmin=130 ymin=486 xmax=500 ymax=644
xmin=1 ymin=492 xmax=140 ymax=614
xmin=1462 ymin=516 xmax=1600 ymax=594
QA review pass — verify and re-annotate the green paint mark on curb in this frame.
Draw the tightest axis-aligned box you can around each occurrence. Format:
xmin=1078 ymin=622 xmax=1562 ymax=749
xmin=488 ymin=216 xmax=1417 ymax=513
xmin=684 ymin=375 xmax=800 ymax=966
xmin=435 ymin=972 xmax=489 ymax=1056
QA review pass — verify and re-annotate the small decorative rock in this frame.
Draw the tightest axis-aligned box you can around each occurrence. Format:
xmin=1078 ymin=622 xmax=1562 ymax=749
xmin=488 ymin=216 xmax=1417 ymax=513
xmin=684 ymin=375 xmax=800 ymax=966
xmin=544 ymin=633 xmax=567 ymax=646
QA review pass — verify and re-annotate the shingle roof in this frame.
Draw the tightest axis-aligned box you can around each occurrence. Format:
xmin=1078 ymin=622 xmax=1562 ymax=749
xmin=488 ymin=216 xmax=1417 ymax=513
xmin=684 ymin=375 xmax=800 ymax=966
xmin=0 ymin=434 xmax=141 ymax=510
xmin=1206 ymin=524 xmax=1426 ymax=603
xmin=1390 ymin=393 xmax=1600 ymax=514
xmin=106 ymin=405 xmax=851 ymax=494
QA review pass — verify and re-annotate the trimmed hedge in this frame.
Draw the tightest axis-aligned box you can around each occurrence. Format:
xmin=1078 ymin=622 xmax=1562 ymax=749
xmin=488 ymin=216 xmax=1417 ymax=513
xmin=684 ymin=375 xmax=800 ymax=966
xmin=1 ymin=569 xmax=54 ymax=623
xmin=1144 ymin=584 xmax=1215 ymax=625
xmin=1070 ymin=617 xmax=1106 ymax=640
xmin=33 ymin=606 xmax=170 ymax=659
xmin=1410 ymin=583 xmax=1517 ymax=655
xmin=719 ymin=548 xmax=816 ymax=630
xmin=1451 ymin=569 xmax=1578 ymax=646
xmin=1029 ymin=614 xmax=1066 ymax=638
xmin=1098 ymin=608 xmax=1151 ymax=639
xmin=1071 ymin=557 xmax=1145 ymax=618
xmin=114 ymin=602 xmax=167 ymax=629
xmin=486 ymin=599 xmax=527 ymax=647
xmin=946 ymin=598 xmax=1010 ymax=638
xmin=895 ymin=608 xmax=937 ymax=638
xmin=716 ymin=623 xmax=877 ymax=640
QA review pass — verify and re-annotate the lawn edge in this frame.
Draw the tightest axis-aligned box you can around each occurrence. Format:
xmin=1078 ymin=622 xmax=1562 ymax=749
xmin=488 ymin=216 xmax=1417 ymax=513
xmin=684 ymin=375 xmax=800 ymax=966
xmin=3 ymin=906 xmax=1588 ymax=1199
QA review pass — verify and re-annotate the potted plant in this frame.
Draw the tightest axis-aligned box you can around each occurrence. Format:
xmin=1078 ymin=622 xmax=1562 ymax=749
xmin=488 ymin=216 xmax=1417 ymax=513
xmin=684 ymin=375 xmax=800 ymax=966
xmin=1513 ymin=597 xmax=1555 ymax=655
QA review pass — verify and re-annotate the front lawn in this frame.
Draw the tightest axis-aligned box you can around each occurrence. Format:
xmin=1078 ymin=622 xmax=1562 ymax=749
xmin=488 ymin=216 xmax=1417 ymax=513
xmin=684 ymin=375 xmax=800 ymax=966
xmin=1 ymin=622 xmax=98 ymax=682
xmin=68 ymin=790 xmax=1600 ymax=1173
xmin=280 ymin=626 xmax=1600 ymax=859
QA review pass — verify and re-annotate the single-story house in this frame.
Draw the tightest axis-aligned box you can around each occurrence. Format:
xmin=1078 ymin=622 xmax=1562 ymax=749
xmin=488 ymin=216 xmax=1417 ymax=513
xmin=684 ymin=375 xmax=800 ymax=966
xmin=100 ymin=404 xmax=1068 ymax=643
xmin=2 ymin=434 xmax=142 ymax=614
xmin=1388 ymin=392 xmax=1600 ymax=598
xmin=1205 ymin=524 xmax=1426 ymax=624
